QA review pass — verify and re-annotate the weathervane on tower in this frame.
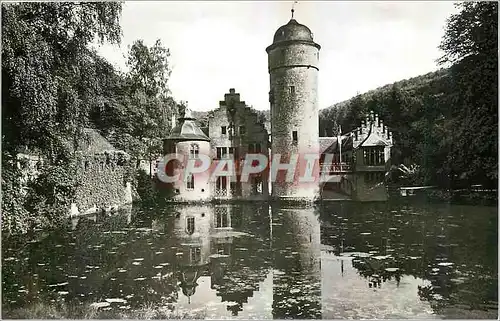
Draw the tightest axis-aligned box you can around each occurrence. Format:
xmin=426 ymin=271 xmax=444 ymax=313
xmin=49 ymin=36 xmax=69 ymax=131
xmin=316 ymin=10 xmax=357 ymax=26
xmin=291 ymin=1 xmax=298 ymax=19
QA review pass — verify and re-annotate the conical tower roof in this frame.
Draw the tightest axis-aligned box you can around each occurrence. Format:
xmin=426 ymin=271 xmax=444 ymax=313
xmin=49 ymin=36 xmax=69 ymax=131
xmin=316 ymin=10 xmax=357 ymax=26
xmin=166 ymin=108 xmax=210 ymax=142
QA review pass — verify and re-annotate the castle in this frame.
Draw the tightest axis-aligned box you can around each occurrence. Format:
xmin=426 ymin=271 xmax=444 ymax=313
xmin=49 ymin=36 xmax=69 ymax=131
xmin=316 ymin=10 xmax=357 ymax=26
xmin=162 ymin=13 xmax=393 ymax=203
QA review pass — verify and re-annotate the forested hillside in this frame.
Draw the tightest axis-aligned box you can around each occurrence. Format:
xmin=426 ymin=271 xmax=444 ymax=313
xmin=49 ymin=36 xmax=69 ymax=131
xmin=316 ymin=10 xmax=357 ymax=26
xmin=319 ymin=68 xmax=450 ymax=136
xmin=319 ymin=2 xmax=497 ymax=189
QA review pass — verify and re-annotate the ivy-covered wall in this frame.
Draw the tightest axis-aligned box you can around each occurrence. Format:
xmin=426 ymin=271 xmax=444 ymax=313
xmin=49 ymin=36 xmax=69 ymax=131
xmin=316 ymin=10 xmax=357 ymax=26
xmin=73 ymin=152 xmax=132 ymax=214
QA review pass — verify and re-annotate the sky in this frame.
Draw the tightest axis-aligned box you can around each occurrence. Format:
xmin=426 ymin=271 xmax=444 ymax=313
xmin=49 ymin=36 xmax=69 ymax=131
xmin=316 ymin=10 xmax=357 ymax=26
xmin=97 ymin=1 xmax=459 ymax=112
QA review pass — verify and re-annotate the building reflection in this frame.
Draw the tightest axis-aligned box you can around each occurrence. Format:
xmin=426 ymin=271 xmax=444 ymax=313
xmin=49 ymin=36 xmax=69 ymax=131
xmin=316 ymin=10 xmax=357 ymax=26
xmin=271 ymin=205 xmax=322 ymax=319
xmin=69 ymin=205 xmax=132 ymax=231
xmin=154 ymin=204 xmax=272 ymax=316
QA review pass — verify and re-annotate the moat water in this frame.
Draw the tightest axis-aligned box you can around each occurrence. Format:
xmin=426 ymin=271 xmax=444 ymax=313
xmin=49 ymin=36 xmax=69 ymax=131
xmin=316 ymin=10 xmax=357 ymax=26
xmin=2 ymin=201 xmax=498 ymax=319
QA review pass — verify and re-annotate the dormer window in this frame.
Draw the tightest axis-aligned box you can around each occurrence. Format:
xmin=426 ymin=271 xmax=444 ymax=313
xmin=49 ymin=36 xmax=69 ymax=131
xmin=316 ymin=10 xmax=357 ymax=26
xmin=363 ymin=147 xmax=385 ymax=166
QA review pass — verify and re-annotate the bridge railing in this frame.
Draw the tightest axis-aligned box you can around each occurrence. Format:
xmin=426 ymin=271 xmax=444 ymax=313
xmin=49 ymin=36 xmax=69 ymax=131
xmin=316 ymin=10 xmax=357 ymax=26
xmin=320 ymin=163 xmax=352 ymax=173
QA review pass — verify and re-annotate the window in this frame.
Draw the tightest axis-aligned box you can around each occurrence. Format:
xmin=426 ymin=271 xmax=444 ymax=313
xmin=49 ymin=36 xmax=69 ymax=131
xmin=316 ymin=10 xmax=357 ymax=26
xmin=216 ymin=176 xmax=227 ymax=190
xmin=292 ymin=131 xmax=298 ymax=144
xmin=289 ymin=86 xmax=295 ymax=95
xmin=216 ymin=147 xmax=228 ymax=159
xmin=252 ymin=176 xmax=263 ymax=195
xmin=215 ymin=207 xmax=229 ymax=228
xmin=221 ymin=126 xmax=227 ymax=135
xmin=189 ymin=143 xmax=199 ymax=159
xmin=186 ymin=174 xmax=194 ymax=189
xmin=186 ymin=216 xmax=195 ymax=234
xmin=239 ymin=126 xmax=246 ymax=135
xmin=190 ymin=247 xmax=201 ymax=263
xmin=363 ymin=147 xmax=385 ymax=166
xmin=249 ymin=143 xmax=262 ymax=153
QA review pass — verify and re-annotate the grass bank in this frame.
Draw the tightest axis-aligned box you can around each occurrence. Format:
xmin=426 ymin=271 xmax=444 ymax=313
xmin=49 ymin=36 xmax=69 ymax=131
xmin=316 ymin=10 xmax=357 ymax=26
xmin=3 ymin=301 xmax=207 ymax=319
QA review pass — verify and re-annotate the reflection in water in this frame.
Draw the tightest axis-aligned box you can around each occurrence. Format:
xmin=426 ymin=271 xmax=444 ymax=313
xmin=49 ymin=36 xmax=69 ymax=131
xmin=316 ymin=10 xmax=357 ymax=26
xmin=319 ymin=202 xmax=497 ymax=319
xmin=2 ymin=202 xmax=498 ymax=319
xmin=272 ymin=205 xmax=322 ymax=319
xmin=151 ymin=204 xmax=273 ymax=318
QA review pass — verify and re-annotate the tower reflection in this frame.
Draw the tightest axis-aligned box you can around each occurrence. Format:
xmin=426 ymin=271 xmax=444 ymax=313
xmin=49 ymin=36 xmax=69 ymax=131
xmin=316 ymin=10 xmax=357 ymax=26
xmin=271 ymin=205 xmax=322 ymax=319
xmin=172 ymin=205 xmax=212 ymax=304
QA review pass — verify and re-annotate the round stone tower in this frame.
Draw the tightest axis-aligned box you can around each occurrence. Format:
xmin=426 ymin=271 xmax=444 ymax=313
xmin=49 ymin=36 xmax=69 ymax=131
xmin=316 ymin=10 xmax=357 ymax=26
xmin=161 ymin=108 xmax=212 ymax=202
xmin=266 ymin=11 xmax=321 ymax=202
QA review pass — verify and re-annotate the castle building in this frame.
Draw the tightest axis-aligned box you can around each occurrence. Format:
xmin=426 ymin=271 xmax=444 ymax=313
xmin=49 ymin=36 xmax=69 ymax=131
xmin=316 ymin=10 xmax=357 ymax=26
xmin=160 ymin=12 xmax=393 ymax=203
xmin=162 ymin=90 xmax=270 ymax=203
xmin=320 ymin=111 xmax=394 ymax=201
xmin=162 ymin=109 xmax=212 ymax=202
xmin=266 ymin=12 xmax=321 ymax=202
xmin=208 ymin=89 xmax=270 ymax=201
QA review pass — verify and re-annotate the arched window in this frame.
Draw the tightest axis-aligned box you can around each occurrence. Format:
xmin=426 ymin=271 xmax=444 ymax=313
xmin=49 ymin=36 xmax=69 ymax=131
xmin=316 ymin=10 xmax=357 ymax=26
xmin=190 ymin=143 xmax=199 ymax=159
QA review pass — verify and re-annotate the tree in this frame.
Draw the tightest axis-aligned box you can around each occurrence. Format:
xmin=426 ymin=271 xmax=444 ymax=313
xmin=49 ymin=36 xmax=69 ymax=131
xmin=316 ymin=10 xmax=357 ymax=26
xmin=126 ymin=39 xmax=171 ymax=98
xmin=102 ymin=39 xmax=180 ymax=160
xmin=438 ymin=2 xmax=498 ymax=186
xmin=341 ymin=93 xmax=365 ymax=133
xmin=2 ymin=2 xmax=124 ymax=234
xmin=438 ymin=2 xmax=497 ymax=65
xmin=2 ymin=2 xmax=121 ymax=158
xmin=2 ymin=2 xmax=123 ymax=159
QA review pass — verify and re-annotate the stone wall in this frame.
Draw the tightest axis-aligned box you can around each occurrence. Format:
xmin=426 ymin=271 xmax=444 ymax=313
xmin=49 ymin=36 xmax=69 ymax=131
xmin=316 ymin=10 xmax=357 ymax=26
xmin=73 ymin=153 xmax=132 ymax=215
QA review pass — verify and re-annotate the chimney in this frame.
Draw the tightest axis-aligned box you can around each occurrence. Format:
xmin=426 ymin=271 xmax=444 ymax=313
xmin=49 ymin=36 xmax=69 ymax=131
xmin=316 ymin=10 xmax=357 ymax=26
xmin=389 ymin=131 xmax=393 ymax=142
xmin=375 ymin=114 xmax=380 ymax=126
xmin=171 ymin=114 xmax=176 ymax=128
